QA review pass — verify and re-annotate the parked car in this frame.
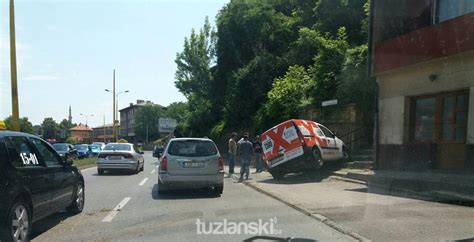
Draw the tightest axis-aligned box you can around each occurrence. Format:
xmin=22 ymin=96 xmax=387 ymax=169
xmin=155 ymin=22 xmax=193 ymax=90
xmin=152 ymin=145 xmax=164 ymax=158
xmin=96 ymin=143 xmax=145 ymax=175
xmin=75 ymin=144 xmax=92 ymax=159
xmin=52 ymin=143 xmax=78 ymax=162
xmin=89 ymin=144 xmax=101 ymax=156
xmin=261 ymin=119 xmax=350 ymax=179
xmin=0 ymin=131 xmax=85 ymax=241
xmin=92 ymin=142 xmax=106 ymax=150
xmin=158 ymin=138 xmax=224 ymax=195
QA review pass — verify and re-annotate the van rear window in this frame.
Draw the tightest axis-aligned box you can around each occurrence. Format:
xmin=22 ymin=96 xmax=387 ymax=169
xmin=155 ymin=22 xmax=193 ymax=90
xmin=168 ymin=140 xmax=218 ymax=157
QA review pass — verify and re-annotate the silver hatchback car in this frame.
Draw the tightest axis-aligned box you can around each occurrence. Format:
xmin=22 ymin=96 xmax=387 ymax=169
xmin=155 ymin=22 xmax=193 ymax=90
xmin=158 ymin=138 xmax=224 ymax=195
xmin=96 ymin=143 xmax=145 ymax=175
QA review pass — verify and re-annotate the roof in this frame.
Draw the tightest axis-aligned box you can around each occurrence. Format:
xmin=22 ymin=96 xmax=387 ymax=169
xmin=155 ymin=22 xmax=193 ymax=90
xmin=70 ymin=124 xmax=93 ymax=131
xmin=0 ymin=130 xmax=38 ymax=138
xmin=170 ymin=137 xmax=212 ymax=142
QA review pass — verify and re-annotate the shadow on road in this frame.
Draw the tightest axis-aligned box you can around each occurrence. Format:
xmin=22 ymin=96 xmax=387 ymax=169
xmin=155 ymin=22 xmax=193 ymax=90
xmin=29 ymin=212 xmax=72 ymax=240
xmin=151 ymin=184 xmax=219 ymax=200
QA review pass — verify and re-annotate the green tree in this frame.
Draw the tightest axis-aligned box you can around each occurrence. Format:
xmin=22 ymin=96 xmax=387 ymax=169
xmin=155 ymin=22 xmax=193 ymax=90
xmin=257 ymin=65 xmax=312 ymax=128
xmin=134 ymin=105 xmax=165 ymax=143
xmin=59 ymin=119 xmax=74 ymax=139
xmin=4 ymin=116 xmax=34 ymax=134
xmin=41 ymin=117 xmax=59 ymax=139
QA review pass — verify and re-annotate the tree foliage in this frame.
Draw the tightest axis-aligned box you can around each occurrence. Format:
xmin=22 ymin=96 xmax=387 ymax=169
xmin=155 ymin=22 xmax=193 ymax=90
xmin=134 ymin=104 xmax=165 ymax=142
xmin=41 ymin=118 xmax=59 ymax=139
xmin=4 ymin=116 xmax=34 ymax=134
xmin=174 ymin=0 xmax=372 ymax=136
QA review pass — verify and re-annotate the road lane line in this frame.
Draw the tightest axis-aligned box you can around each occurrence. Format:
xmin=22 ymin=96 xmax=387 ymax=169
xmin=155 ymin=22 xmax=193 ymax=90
xmin=102 ymin=197 xmax=131 ymax=223
xmin=150 ymin=169 xmax=156 ymax=174
xmin=139 ymin=177 xmax=149 ymax=186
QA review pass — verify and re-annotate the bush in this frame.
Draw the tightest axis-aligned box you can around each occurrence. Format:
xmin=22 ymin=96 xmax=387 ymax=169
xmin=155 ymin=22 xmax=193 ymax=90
xmin=65 ymin=137 xmax=77 ymax=144
xmin=117 ymin=138 xmax=128 ymax=143
xmin=210 ymin=121 xmax=226 ymax=141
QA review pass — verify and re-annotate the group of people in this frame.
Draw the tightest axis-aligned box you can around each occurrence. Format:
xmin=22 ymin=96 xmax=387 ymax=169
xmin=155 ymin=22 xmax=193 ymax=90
xmin=227 ymin=132 xmax=264 ymax=181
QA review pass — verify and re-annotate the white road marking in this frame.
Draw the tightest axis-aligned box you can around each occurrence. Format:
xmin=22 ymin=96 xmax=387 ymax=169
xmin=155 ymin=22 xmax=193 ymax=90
xmin=150 ymin=169 xmax=156 ymax=174
xmin=139 ymin=177 xmax=149 ymax=186
xmin=102 ymin=197 xmax=131 ymax=222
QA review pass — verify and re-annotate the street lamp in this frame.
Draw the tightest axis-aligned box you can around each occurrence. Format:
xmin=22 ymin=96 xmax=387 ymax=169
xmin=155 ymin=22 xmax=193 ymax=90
xmin=105 ymin=88 xmax=129 ymax=141
xmin=80 ymin=113 xmax=94 ymax=127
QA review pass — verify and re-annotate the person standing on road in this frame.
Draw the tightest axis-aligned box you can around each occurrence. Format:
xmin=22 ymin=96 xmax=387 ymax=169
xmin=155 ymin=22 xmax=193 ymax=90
xmin=253 ymin=135 xmax=263 ymax=173
xmin=238 ymin=133 xmax=254 ymax=181
xmin=228 ymin=132 xmax=238 ymax=175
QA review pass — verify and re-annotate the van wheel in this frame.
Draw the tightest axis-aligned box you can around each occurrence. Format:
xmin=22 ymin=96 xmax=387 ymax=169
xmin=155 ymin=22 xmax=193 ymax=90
xmin=269 ymin=169 xmax=285 ymax=179
xmin=4 ymin=200 xmax=31 ymax=242
xmin=311 ymin=148 xmax=324 ymax=170
xmin=98 ymin=169 xmax=104 ymax=175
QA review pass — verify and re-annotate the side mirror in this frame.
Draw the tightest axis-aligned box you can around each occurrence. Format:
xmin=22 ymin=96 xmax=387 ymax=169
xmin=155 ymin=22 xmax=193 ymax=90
xmin=63 ymin=156 xmax=73 ymax=166
xmin=139 ymin=151 xmax=144 ymax=155
xmin=333 ymin=130 xmax=338 ymax=137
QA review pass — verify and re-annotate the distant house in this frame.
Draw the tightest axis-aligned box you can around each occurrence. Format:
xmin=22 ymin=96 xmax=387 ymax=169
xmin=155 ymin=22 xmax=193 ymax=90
xmin=70 ymin=124 xmax=93 ymax=143
xmin=119 ymin=100 xmax=156 ymax=143
xmin=92 ymin=124 xmax=115 ymax=143
xmin=370 ymin=0 xmax=474 ymax=170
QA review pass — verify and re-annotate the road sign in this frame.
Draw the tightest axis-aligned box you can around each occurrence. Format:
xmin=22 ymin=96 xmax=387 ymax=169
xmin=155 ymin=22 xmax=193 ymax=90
xmin=322 ymin=99 xmax=338 ymax=107
xmin=159 ymin=118 xmax=177 ymax=133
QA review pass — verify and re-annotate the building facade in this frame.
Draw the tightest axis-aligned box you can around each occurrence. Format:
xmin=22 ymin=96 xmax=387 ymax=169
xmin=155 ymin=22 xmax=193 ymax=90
xmin=119 ymin=100 xmax=154 ymax=143
xmin=371 ymin=0 xmax=474 ymax=171
xmin=92 ymin=124 xmax=115 ymax=143
xmin=70 ymin=124 xmax=93 ymax=143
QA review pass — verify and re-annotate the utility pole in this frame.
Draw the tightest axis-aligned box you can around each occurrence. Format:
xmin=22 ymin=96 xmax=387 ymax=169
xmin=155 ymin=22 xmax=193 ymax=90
xmin=113 ymin=69 xmax=116 ymax=142
xmin=103 ymin=115 xmax=106 ymax=143
xmin=10 ymin=0 xmax=20 ymax=131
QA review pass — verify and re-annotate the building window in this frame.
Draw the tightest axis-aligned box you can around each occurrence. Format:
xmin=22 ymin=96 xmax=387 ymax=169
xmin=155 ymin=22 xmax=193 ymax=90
xmin=436 ymin=0 xmax=474 ymax=22
xmin=411 ymin=91 xmax=469 ymax=144
xmin=413 ymin=97 xmax=436 ymax=142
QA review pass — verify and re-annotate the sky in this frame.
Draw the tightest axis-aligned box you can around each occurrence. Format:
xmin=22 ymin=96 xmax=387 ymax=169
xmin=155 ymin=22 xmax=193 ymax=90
xmin=0 ymin=0 xmax=227 ymax=127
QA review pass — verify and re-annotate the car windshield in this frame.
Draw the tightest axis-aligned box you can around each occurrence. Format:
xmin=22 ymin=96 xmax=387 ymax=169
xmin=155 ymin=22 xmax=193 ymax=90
xmin=168 ymin=140 xmax=217 ymax=157
xmin=52 ymin=144 xmax=68 ymax=151
xmin=103 ymin=144 xmax=131 ymax=151
xmin=76 ymin=145 xmax=88 ymax=151
xmin=90 ymin=145 xmax=101 ymax=150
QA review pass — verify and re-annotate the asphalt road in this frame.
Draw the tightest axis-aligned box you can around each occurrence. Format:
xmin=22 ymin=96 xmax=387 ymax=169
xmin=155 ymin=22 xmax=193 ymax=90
xmin=31 ymin=152 xmax=353 ymax=241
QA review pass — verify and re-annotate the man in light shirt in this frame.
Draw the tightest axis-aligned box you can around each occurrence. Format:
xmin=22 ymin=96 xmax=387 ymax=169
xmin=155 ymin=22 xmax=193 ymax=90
xmin=228 ymin=132 xmax=237 ymax=175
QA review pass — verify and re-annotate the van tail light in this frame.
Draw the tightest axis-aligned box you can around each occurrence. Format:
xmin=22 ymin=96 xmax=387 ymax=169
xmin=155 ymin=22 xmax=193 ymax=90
xmin=160 ymin=156 xmax=168 ymax=172
xmin=218 ymin=157 xmax=224 ymax=171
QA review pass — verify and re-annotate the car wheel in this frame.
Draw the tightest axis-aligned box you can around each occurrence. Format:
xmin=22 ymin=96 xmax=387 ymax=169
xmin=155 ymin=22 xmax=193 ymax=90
xmin=135 ymin=163 xmax=140 ymax=174
xmin=157 ymin=179 xmax=168 ymax=194
xmin=269 ymin=168 xmax=285 ymax=179
xmin=342 ymin=146 xmax=351 ymax=162
xmin=311 ymin=147 xmax=324 ymax=170
xmin=98 ymin=169 xmax=104 ymax=175
xmin=213 ymin=184 xmax=223 ymax=196
xmin=67 ymin=181 xmax=85 ymax=214
xmin=4 ymin=200 xmax=31 ymax=242
xmin=140 ymin=161 xmax=144 ymax=171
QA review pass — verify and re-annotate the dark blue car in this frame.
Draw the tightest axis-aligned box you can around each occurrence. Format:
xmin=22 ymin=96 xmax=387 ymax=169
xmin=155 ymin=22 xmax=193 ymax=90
xmin=75 ymin=144 xmax=91 ymax=159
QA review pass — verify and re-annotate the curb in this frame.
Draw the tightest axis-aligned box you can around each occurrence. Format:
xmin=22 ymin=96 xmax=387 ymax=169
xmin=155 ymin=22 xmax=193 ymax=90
xmin=329 ymin=175 xmax=367 ymax=185
xmin=226 ymin=172 xmax=370 ymax=242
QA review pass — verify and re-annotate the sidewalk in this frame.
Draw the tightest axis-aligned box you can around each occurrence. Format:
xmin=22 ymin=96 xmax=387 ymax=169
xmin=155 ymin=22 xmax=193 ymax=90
xmin=224 ymin=165 xmax=474 ymax=241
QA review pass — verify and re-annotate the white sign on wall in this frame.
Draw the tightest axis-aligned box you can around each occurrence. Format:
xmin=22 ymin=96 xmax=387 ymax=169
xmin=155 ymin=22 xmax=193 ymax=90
xmin=159 ymin=118 xmax=177 ymax=133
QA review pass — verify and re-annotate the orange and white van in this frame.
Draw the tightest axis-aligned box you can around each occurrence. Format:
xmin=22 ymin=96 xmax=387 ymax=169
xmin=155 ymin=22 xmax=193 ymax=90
xmin=261 ymin=119 xmax=349 ymax=179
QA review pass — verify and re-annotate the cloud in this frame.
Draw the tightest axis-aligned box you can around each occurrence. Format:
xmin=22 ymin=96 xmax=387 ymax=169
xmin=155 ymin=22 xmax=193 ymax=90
xmin=24 ymin=75 xmax=58 ymax=81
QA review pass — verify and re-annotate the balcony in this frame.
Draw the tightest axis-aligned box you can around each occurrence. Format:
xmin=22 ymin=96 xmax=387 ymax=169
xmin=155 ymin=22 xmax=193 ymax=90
xmin=374 ymin=12 xmax=474 ymax=74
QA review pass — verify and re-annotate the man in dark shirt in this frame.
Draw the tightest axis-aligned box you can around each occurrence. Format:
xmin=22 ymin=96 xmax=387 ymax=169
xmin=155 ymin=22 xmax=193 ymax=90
xmin=253 ymin=135 xmax=263 ymax=173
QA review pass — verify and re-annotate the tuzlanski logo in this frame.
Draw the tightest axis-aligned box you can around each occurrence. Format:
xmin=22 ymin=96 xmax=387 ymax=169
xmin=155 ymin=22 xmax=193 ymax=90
xmin=196 ymin=217 xmax=282 ymax=235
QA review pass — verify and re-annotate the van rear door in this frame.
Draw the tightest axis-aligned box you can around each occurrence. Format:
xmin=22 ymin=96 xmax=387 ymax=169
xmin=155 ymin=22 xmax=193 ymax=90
xmin=261 ymin=120 xmax=304 ymax=168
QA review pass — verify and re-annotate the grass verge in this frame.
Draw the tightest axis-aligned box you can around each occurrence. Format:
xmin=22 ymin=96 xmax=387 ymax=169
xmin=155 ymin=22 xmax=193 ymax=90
xmin=74 ymin=156 xmax=97 ymax=170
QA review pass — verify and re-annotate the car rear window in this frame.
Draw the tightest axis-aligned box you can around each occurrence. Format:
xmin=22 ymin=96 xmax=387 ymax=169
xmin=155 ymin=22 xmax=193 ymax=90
xmin=167 ymin=140 xmax=218 ymax=157
xmin=104 ymin=144 xmax=131 ymax=151
xmin=52 ymin=143 xmax=68 ymax=151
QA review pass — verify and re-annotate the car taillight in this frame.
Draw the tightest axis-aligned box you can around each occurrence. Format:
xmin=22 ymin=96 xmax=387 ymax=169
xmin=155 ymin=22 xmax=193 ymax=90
xmin=160 ymin=156 xmax=168 ymax=171
xmin=218 ymin=157 xmax=224 ymax=171
xmin=123 ymin=154 xmax=133 ymax=159
xmin=98 ymin=153 xmax=106 ymax=158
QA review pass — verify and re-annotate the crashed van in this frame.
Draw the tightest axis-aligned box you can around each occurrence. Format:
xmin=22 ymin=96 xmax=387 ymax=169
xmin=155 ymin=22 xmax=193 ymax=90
xmin=261 ymin=119 xmax=350 ymax=179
